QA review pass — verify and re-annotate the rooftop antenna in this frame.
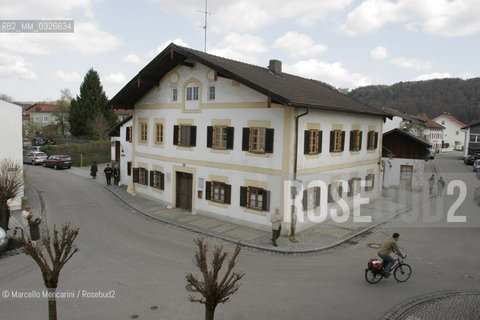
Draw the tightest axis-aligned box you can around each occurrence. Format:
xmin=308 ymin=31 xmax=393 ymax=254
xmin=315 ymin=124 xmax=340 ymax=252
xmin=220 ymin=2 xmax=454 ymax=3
xmin=199 ymin=0 xmax=213 ymax=52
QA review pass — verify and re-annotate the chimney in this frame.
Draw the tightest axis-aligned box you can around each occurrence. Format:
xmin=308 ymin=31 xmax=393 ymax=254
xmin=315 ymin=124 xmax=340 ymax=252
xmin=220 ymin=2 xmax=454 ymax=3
xmin=268 ymin=59 xmax=282 ymax=75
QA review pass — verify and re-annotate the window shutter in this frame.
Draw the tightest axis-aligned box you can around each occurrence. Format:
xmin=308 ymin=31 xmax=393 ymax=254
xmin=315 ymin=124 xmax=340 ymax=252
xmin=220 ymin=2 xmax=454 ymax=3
xmin=127 ymin=162 xmax=132 ymax=176
xmin=144 ymin=169 xmax=149 ymax=186
xmin=318 ymin=131 xmax=323 ymax=154
xmin=190 ymin=126 xmax=197 ymax=147
xmin=242 ymin=128 xmax=250 ymax=151
xmin=349 ymin=131 xmax=354 ymax=151
xmin=315 ymin=186 xmax=321 ymax=207
xmin=359 ymin=131 xmax=363 ymax=150
xmin=126 ymin=127 xmax=130 ymax=142
xmin=207 ymin=126 xmax=213 ymax=148
xmin=329 ymin=131 xmax=335 ymax=152
xmin=240 ymin=186 xmax=248 ymax=207
xmin=205 ymin=181 xmax=212 ymax=200
xmin=226 ymin=127 xmax=234 ymax=150
xmin=348 ymin=179 xmax=354 ymax=197
xmin=302 ymin=189 xmax=308 ymax=210
xmin=304 ymin=130 xmax=310 ymax=154
xmin=160 ymin=172 xmax=165 ymax=190
xmin=374 ymin=132 xmax=379 ymax=149
xmin=371 ymin=174 xmax=375 ymax=190
xmin=262 ymin=190 xmax=270 ymax=212
xmin=341 ymin=131 xmax=346 ymax=151
xmin=150 ymin=171 xmax=154 ymax=187
xmin=265 ymin=128 xmax=274 ymax=153
xmin=173 ymin=125 xmax=179 ymax=145
xmin=133 ymin=168 xmax=139 ymax=183
xmin=224 ymin=184 xmax=231 ymax=204
xmin=327 ymin=184 xmax=332 ymax=203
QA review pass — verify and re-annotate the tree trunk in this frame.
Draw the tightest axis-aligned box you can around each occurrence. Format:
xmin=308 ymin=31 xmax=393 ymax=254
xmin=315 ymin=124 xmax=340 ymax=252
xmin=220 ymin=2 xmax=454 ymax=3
xmin=47 ymin=287 xmax=58 ymax=320
xmin=205 ymin=304 xmax=216 ymax=320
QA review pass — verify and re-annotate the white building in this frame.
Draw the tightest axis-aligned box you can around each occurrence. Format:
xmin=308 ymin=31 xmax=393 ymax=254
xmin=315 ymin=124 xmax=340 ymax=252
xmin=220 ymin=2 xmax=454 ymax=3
xmin=0 ymin=99 xmax=24 ymax=209
xmin=417 ymin=115 xmax=444 ymax=153
xmin=110 ymin=116 xmax=132 ymax=186
xmin=107 ymin=44 xmax=388 ymax=233
xmin=433 ymin=113 xmax=466 ymax=151
xmin=383 ymin=108 xmax=427 ymax=135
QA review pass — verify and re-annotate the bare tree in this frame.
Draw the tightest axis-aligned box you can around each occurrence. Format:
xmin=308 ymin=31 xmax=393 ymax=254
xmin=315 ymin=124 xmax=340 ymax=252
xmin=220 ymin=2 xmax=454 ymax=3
xmin=186 ymin=238 xmax=245 ymax=320
xmin=54 ymin=89 xmax=72 ymax=138
xmin=0 ymin=159 xmax=24 ymax=230
xmin=22 ymin=223 xmax=80 ymax=320
xmin=89 ymin=114 xmax=111 ymax=141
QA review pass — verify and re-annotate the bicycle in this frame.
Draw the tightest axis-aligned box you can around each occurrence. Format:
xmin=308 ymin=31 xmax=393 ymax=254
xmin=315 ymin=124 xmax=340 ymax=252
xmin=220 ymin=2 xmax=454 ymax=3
xmin=365 ymin=255 xmax=411 ymax=284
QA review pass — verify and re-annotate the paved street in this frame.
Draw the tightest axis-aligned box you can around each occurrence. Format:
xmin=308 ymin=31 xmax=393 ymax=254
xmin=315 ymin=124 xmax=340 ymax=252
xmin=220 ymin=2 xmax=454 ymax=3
xmin=0 ymin=151 xmax=479 ymax=319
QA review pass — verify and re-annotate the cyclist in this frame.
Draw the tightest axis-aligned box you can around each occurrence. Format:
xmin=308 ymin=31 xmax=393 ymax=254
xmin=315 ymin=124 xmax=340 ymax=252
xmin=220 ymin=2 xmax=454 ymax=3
xmin=378 ymin=232 xmax=405 ymax=277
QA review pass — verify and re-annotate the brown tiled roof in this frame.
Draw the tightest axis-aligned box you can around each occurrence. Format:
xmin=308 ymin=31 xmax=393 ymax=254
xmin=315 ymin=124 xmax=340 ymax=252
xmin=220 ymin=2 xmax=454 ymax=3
xmin=416 ymin=115 xmax=444 ymax=129
xmin=434 ymin=113 xmax=467 ymax=127
xmin=25 ymin=103 xmax=60 ymax=114
xmin=384 ymin=108 xmax=426 ymax=125
xmin=107 ymin=43 xmax=387 ymax=117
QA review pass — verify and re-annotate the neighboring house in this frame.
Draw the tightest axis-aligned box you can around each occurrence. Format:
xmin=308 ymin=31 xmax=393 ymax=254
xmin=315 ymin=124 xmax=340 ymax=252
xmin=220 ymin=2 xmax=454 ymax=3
xmin=107 ymin=43 xmax=387 ymax=232
xmin=382 ymin=129 xmax=430 ymax=191
xmin=462 ymin=120 xmax=480 ymax=158
xmin=433 ymin=113 xmax=466 ymax=151
xmin=417 ymin=115 xmax=444 ymax=153
xmin=24 ymin=103 xmax=67 ymax=137
xmin=114 ymin=109 xmax=133 ymax=122
xmin=110 ymin=115 xmax=133 ymax=186
xmin=0 ymin=99 xmax=24 ymax=209
xmin=383 ymin=108 xmax=427 ymax=135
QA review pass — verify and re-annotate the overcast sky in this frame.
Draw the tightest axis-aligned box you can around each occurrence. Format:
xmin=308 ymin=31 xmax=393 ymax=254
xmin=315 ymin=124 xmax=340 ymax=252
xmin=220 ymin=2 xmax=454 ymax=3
xmin=1 ymin=0 xmax=479 ymax=103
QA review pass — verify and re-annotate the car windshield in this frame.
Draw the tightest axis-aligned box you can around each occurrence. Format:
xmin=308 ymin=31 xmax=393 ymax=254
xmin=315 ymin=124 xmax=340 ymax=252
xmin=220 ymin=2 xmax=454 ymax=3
xmin=38 ymin=152 xmax=47 ymax=157
xmin=61 ymin=156 xmax=72 ymax=161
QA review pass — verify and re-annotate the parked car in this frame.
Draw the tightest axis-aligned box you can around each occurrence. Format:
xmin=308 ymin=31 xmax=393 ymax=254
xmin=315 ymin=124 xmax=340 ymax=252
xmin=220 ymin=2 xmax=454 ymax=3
xmin=0 ymin=227 xmax=7 ymax=253
xmin=473 ymin=160 xmax=480 ymax=172
xmin=32 ymin=137 xmax=56 ymax=146
xmin=43 ymin=155 xmax=72 ymax=169
xmin=23 ymin=151 xmax=48 ymax=165
xmin=464 ymin=155 xmax=476 ymax=165
xmin=427 ymin=150 xmax=435 ymax=160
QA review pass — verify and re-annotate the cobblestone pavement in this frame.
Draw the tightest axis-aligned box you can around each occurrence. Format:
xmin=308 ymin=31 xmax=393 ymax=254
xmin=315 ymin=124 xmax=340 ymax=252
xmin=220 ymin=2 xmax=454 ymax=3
xmin=380 ymin=290 xmax=480 ymax=320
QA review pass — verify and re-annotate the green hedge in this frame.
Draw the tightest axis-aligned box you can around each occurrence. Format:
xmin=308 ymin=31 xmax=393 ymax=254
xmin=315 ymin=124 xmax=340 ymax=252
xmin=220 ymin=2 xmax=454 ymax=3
xmin=41 ymin=140 xmax=110 ymax=167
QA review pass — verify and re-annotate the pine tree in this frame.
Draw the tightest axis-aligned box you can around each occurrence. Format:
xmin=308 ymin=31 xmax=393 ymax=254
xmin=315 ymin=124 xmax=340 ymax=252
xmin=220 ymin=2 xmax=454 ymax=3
xmin=69 ymin=69 xmax=117 ymax=138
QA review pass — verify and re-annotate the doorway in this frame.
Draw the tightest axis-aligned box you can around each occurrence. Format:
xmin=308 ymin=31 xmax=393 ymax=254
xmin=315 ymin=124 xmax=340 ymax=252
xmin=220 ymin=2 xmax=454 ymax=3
xmin=176 ymin=171 xmax=193 ymax=210
xmin=399 ymin=165 xmax=413 ymax=187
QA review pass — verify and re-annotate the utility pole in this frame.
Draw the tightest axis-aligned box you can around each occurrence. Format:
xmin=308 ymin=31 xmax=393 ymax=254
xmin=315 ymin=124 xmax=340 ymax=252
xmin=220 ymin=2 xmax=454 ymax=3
xmin=200 ymin=0 xmax=213 ymax=52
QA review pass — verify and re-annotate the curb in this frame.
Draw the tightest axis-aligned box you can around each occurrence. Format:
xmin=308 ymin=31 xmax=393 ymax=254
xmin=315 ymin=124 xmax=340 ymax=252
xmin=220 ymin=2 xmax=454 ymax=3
xmin=379 ymin=290 xmax=480 ymax=320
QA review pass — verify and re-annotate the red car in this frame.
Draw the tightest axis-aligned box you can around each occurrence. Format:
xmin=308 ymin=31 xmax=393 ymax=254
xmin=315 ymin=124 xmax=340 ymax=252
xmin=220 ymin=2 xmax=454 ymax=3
xmin=43 ymin=155 xmax=72 ymax=169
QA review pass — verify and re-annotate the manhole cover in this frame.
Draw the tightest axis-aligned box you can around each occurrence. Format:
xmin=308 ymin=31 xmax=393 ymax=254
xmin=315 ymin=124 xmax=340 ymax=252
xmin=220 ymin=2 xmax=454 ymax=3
xmin=368 ymin=243 xmax=381 ymax=249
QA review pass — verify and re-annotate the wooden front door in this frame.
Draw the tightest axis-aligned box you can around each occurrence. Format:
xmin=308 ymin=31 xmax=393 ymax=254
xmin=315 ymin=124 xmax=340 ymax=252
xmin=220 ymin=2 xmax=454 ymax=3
xmin=400 ymin=165 xmax=413 ymax=187
xmin=176 ymin=172 xmax=193 ymax=210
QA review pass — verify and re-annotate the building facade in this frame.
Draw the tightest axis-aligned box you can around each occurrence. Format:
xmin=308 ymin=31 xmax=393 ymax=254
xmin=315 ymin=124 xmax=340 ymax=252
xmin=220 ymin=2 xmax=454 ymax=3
xmin=108 ymin=44 xmax=387 ymax=232
xmin=433 ymin=113 xmax=466 ymax=151
xmin=0 ymin=99 xmax=24 ymax=209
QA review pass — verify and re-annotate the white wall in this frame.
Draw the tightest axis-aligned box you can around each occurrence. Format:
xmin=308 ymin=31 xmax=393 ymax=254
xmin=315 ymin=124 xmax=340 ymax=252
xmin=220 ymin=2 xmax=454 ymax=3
xmin=111 ymin=118 xmax=132 ymax=186
xmin=382 ymin=158 xmax=425 ymax=191
xmin=0 ymin=100 xmax=24 ymax=209
xmin=433 ymin=115 xmax=465 ymax=150
xmin=383 ymin=115 xmax=403 ymax=133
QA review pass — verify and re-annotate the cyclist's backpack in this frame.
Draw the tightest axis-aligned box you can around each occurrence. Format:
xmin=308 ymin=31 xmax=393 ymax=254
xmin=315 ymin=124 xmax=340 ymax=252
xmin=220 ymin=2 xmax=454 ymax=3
xmin=368 ymin=259 xmax=383 ymax=270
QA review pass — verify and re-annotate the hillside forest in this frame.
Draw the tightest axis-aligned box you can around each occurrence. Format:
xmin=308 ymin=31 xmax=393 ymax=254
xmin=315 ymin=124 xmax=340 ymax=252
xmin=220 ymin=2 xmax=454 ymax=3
xmin=348 ymin=78 xmax=480 ymax=125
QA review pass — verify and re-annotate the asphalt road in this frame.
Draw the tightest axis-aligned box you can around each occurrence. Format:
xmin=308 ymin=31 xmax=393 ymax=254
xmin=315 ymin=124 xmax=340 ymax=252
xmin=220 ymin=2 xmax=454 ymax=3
xmin=0 ymin=151 xmax=479 ymax=320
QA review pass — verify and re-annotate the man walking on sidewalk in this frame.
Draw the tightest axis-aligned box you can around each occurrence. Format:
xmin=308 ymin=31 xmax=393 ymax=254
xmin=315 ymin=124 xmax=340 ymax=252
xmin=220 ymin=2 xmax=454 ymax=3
xmin=104 ymin=163 xmax=113 ymax=186
xmin=270 ymin=207 xmax=282 ymax=247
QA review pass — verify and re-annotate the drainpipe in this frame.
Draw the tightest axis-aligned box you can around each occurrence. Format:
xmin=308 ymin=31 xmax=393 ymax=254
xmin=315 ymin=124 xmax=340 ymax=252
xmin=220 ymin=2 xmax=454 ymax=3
xmin=290 ymin=106 xmax=309 ymax=242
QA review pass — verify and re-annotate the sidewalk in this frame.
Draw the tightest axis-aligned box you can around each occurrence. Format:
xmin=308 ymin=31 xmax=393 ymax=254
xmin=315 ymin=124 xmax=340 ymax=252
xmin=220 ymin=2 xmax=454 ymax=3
xmin=15 ymin=162 xmax=437 ymax=254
